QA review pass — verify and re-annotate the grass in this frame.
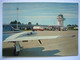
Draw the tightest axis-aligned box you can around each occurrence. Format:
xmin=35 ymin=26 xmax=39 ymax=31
xmin=68 ymin=29 xmax=78 ymax=30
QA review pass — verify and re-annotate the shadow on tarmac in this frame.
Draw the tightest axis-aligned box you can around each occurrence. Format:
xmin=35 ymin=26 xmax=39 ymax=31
xmin=3 ymin=47 xmax=60 ymax=57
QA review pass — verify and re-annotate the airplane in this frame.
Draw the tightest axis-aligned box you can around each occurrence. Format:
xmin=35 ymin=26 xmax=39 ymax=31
xmin=3 ymin=31 xmax=76 ymax=56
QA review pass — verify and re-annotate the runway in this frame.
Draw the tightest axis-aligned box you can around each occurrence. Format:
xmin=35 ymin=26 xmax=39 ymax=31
xmin=3 ymin=31 xmax=78 ymax=57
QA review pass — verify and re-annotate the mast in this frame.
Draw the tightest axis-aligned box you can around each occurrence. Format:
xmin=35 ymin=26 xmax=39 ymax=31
xmin=16 ymin=8 xmax=19 ymax=29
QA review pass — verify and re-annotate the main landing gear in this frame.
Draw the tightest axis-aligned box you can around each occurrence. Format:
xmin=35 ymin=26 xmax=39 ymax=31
xmin=13 ymin=47 xmax=20 ymax=56
xmin=13 ymin=41 xmax=21 ymax=56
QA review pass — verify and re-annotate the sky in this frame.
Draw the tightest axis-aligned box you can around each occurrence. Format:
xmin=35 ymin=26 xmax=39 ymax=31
xmin=3 ymin=2 xmax=78 ymax=26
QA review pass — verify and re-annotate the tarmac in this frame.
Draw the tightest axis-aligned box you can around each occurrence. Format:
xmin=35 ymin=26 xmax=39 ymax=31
xmin=3 ymin=31 xmax=78 ymax=57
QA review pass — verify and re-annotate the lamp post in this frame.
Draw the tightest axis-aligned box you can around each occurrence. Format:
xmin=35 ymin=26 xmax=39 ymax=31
xmin=16 ymin=8 xmax=19 ymax=29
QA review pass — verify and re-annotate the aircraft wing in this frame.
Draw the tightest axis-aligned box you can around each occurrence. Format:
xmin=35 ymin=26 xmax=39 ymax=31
xmin=3 ymin=31 xmax=75 ymax=42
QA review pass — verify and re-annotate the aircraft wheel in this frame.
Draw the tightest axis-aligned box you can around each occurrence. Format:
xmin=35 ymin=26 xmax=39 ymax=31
xmin=13 ymin=48 xmax=19 ymax=56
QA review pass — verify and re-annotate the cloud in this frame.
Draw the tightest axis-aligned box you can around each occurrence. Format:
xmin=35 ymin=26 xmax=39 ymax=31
xmin=3 ymin=7 xmax=55 ymax=15
xmin=65 ymin=11 xmax=78 ymax=13
xmin=40 ymin=13 xmax=59 ymax=15
xmin=23 ymin=16 xmax=56 ymax=18
xmin=4 ymin=15 xmax=16 ymax=19
xmin=3 ymin=9 xmax=29 ymax=15
xmin=63 ymin=13 xmax=78 ymax=18
xmin=18 ymin=16 xmax=57 ymax=21
xmin=64 ymin=14 xmax=74 ymax=16
xmin=3 ymin=11 xmax=16 ymax=14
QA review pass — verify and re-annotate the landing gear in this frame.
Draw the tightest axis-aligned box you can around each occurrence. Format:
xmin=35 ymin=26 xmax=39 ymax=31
xmin=13 ymin=41 xmax=21 ymax=56
xmin=13 ymin=47 xmax=20 ymax=56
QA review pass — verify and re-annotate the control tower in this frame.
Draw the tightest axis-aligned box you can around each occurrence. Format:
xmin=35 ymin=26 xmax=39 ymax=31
xmin=57 ymin=14 xmax=65 ymax=27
